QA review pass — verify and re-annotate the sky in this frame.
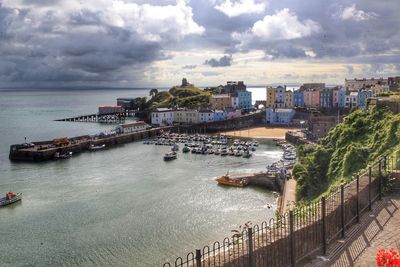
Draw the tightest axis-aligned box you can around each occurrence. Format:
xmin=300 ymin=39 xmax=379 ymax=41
xmin=0 ymin=0 xmax=399 ymax=88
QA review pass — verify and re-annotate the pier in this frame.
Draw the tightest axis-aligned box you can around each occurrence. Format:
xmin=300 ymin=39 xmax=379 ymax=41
xmin=55 ymin=110 xmax=136 ymax=123
xmin=9 ymin=127 xmax=170 ymax=162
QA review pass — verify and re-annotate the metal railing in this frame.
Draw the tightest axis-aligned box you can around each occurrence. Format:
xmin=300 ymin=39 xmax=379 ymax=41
xmin=163 ymin=152 xmax=397 ymax=267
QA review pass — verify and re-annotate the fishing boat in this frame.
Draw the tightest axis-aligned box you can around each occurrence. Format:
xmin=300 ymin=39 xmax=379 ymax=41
xmin=163 ymin=152 xmax=177 ymax=161
xmin=0 ymin=192 xmax=22 ymax=207
xmin=215 ymin=173 xmax=250 ymax=187
xmin=182 ymin=146 xmax=190 ymax=153
xmin=89 ymin=144 xmax=106 ymax=151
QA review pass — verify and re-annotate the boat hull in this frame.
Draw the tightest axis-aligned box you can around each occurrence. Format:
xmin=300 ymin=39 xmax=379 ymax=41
xmin=0 ymin=193 xmax=22 ymax=207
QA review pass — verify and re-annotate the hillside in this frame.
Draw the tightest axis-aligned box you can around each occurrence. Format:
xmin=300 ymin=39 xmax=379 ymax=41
xmin=149 ymin=85 xmax=211 ymax=109
xmin=293 ymin=106 xmax=400 ymax=202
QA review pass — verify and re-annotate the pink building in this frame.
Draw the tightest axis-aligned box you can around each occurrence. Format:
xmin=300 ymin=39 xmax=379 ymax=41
xmin=311 ymin=90 xmax=320 ymax=107
xmin=304 ymin=89 xmax=320 ymax=108
xmin=332 ymin=88 xmax=339 ymax=107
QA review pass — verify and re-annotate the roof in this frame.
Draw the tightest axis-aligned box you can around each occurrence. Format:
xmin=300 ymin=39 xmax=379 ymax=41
xmin=155 ymin=108 xmax=174 ymax=112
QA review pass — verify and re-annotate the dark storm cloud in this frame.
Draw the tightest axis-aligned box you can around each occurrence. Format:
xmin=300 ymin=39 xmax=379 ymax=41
xmin=204 ymin=55 xmax=232 ymax=67
xmin=0 ymin=0 xmax=204 ymax=86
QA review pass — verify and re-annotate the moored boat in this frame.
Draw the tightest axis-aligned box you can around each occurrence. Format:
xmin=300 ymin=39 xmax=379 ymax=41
xmin=54 ymin=151 xmax=72 ymax=159
xmin=215 ymin=174 xmax=250 ymax=187
xmin=163 ymin=152 xmax=177 ymax=161
xmin=0 ymin=192 xmax=22 ymax=207
xmin=182 ymin=146 xmax=190 ymax=153
xmin=89 ymin=144 xmax=106 ymax=151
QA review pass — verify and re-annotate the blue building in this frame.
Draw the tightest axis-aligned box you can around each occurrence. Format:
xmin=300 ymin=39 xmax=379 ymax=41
xmin=338 ymin=88 xmax=347 ymax=108
xmin=266 ymin=108 xmax=296 ymax=125
xmin=320 ymin=88 xmax=333 ymax=109
xmin=358 ymin=90 xmax=373 ymax=108
xmin=238 ymin=91 xmax=252 ymax=109
xmin=293 ymin=91 xmax=304 ymax=107
xmin=213 ymin=110 xmax=226 ymax=121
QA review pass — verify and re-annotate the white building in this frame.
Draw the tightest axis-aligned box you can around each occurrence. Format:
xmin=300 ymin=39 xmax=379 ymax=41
xmin=151 ymin=108 xmax=175 ymax=126
xmin=198 ymin=110 xmax=214 ymax=123
xmin=345 ymin=92 xmax=359 ymax=108
xmin=117 ymin=121 xmax=150 ymax=134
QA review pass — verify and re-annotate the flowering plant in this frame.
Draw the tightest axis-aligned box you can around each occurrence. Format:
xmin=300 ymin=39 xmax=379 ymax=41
xmin=376 ymin=248 xmax=400 ymax=267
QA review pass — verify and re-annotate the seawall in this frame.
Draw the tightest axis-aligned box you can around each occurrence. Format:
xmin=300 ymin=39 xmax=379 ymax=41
xmin=9 ymin=127 xmax=170 ymax=162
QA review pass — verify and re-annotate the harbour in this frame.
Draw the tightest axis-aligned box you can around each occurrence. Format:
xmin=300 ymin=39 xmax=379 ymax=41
xmin=0 ymin=88 xmax=282 ymax=266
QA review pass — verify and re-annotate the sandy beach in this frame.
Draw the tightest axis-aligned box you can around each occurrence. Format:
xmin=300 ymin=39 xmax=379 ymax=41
xmin=222 ymin=127 xmax=301 ymax=139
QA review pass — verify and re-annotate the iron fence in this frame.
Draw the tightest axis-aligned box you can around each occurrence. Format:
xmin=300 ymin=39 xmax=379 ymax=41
xmin=163 ymin=152 xmax=396 ymax=267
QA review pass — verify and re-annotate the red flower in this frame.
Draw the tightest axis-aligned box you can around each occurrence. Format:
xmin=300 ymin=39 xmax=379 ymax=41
xmin=376 ymin=248 xmax=400 ymax=267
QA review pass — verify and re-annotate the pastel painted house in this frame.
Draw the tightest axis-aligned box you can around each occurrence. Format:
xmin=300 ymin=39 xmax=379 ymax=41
xmin=151 ymin=108 xmax=175 ymax=126
xmin=238 ymin=91 xmax=252 ymax=109
xmin=198 ymin=110 xmax=214 ymax=123
xmin=293 ymin=91 xmax=304 ymax=107
xmin=213 ymin=110 xmax=227 ymax=121
xmin=358 ymin=89 xmax=373 ymax=108
xmin=265 ymin=108 xmax=296 ymax=125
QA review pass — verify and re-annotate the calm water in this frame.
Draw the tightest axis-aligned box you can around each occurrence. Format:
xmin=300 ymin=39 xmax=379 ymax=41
xmin=0 ymin=88 xmax=282 ymax=266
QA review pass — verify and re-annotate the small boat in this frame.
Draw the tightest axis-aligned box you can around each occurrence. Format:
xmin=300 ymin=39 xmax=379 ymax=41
xmin=163 ymin=152 xmax=177 ymax=161
xmin=234 ymin=150 xmax=243 ymax=157
xmin=221 ymin=149 xmax=228 ymax=156
xmin=215 ymin=174 xmax=250 ymax=187
xmin=214 ymin=149 xmax=221 ymax=155
xmin=243 ymin=151 xmax=252 ymax=158
xmin=0 ymin=192 xmax=22 ymax=207
xmin=54 ymin=151 xmax=72 ymax=159
xmin=89 ymin=144 xmax=106 ymax=151
xmin=171 ymin=144 xmax=179 ymax=151
xmin=182 ymin=146 xmax=190 ymax=153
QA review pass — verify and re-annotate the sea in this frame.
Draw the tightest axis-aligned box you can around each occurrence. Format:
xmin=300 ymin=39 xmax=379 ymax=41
xmin=0 ymin=87 xmax=283 ymax=266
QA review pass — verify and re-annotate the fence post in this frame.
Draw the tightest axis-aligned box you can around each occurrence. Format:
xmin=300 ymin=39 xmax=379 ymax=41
xmin=248 ymin=228 xmax=254 ymax=267
xmin=379 ymin=159 xmax=382 ymax=201
xmin=368 ymin=166 xmax=372 ymax=211
xmin=289 ymin=210 xmax=296 ymax=267
xmin=356 ymin=175 xmax=360 ymax=223
xmin=321 ymin=197 xmax=327 ymax=255
xmin=340 ymin=185 xmax=345 ymax=239
xmin=195 ymin=249 xmax=202 ymax=267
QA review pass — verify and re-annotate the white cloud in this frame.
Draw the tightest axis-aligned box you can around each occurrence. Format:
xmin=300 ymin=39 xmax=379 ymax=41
xmin=339 ymin=4 xmax=377 ymax=21
xmin=214 ymin=0 xmax=267 ymax=17
xmin=251 ymin=8 xmax=321 ymax=40
xmin=2 ymin=0 xmax=204 ymax=42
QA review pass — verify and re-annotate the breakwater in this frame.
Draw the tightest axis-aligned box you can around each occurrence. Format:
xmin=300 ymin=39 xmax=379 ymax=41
xmin=9 ymin=127 xmax=170 ymax=162
xmin=174 ymin=110 xmax=265 ymax=133
xmin=248 ymin=172 xmax=284 ymax=193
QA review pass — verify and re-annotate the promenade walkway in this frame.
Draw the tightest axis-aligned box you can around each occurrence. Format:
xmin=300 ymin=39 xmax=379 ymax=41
xmin=281 ymin=178 xmax=297 ymax=214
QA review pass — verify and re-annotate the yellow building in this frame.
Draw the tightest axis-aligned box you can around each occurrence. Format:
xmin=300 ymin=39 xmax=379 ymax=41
xmin=284 ymin=91 xmax=293 ymax=108
xmin=209 ymin=94 xmax=232 ymax=110
xmin=174 ymin=110 xmax=199 ymax=124
xmin=266 ymin=87 xmax=276 ymax=108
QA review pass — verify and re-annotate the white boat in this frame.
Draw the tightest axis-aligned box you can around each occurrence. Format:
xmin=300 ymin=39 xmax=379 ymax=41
xmin=89 ymin=144 xmax=106 ymax=151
